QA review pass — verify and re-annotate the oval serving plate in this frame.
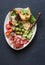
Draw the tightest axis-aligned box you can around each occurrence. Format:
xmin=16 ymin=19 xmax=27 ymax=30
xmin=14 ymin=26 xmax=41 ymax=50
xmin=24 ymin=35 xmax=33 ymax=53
xmin=4 ymin=8 xmax=37 ymax=50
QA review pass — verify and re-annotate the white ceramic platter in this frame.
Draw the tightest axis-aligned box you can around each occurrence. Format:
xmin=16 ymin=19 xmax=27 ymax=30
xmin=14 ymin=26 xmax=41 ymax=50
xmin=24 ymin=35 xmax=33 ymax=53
xmin=4 ymin=8 xmax=37 ymax=50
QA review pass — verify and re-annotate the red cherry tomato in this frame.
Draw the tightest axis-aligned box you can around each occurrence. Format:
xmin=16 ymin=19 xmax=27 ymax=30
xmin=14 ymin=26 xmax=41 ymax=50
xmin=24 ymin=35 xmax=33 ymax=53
xmin=6 ymin=24 xmax=11 ymax=30
xmin=5 ymin=31 xmax=10 ymax=36
xmin=9 ymin=21 xmax=12 ymax=25
xmin=5 ymin=29 xmax=12 ymax=36
xmin=8 ymin=28 xmax=13 ymax=32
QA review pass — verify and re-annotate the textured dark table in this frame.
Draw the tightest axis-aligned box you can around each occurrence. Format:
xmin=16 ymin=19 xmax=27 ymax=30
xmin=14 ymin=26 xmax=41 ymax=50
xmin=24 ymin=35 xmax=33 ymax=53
xmin=0 ymin=0 xmax=45 ymax=65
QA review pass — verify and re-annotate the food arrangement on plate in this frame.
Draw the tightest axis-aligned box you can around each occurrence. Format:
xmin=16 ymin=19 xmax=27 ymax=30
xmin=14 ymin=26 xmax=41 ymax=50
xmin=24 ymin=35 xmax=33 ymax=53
xmin=4 ymin=7 xmax=41 ymax=50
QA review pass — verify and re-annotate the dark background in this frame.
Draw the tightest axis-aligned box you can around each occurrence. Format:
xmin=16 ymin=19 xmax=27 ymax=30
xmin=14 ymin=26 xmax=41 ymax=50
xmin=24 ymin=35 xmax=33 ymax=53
xmin=0 ymin=0 xmax=45 ymax=65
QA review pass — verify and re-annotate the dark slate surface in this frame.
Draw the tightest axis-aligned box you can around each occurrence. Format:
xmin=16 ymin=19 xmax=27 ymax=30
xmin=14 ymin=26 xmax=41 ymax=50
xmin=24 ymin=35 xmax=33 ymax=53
xmin=0 ymin=0 xmax=45 ymax=65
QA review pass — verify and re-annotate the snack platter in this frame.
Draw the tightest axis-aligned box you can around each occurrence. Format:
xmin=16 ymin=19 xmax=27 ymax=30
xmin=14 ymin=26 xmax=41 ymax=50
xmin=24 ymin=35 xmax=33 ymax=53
xmin=4 ymin=7 xmax=37 ymax=50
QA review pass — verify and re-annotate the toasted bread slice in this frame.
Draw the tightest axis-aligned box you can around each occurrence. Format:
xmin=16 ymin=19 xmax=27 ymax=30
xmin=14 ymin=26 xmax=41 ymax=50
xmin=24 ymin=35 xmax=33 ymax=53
xmin=15 ymin=7 xmax=32 ymax=21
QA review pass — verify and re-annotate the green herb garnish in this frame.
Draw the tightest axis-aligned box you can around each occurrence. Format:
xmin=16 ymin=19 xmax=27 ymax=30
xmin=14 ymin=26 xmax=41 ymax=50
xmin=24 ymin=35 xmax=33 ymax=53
xmin=11 ymin=11 xmax=16 ymax=16
xmin=30 ymin=15 xmax=35 ymax=24
xmin=22 ymin=9 xmax=28 ymax=15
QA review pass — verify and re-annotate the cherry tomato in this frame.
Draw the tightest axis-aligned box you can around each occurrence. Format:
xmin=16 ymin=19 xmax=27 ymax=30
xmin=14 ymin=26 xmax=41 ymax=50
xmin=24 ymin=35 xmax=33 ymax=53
xmin=9 ymin=28 xmax=13 ymax=32
xmin=5 ymin=31 xmax=10 ymax=36
xmin=9 ymin=21 xmax=12 ymax=25
xmin=5 ymin=29 xmax=12 ymax=36
xmin=6 ymin=24 xmax=11 ymax=30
